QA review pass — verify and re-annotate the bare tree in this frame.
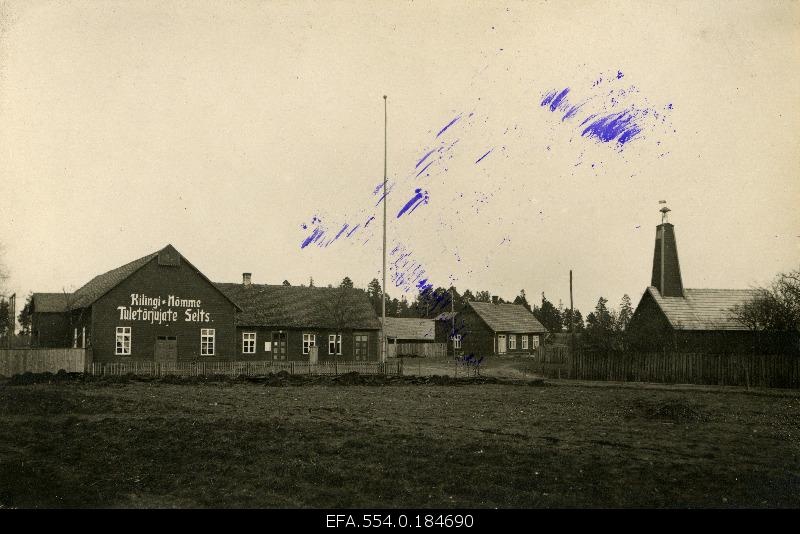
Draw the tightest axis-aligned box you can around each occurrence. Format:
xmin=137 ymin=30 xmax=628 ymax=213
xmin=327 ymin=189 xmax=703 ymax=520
xmin=732 ymin=266 xmax=800 ymax=354
xmin=320 ymin=284 xmax=364 ymax=362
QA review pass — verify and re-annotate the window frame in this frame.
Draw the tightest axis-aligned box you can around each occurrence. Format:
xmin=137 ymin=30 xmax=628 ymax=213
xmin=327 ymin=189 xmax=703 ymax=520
xmin=115 ymin=326 xmax=132 ymax=356
xmin=242 ymin=332 xmax=256 ymax=354
xmin=521 ymin=335 xmax=528 ymax=350
xmin=353 ymin=333 xmax=369 ymax=361
xmin=201 ymin=328 xmax=215 ymax=356
xmin=302 ymin=333 xmax=316 ymax=355
xmin=532 ymin=335 xmax=540 ymax=349
xmin=328 ymin=333 xmax=342 ymax=355
xmin=509 ymin=334 xmax=516 ymax=350
xmin=452 ymin=334 xmax=462 ymax=349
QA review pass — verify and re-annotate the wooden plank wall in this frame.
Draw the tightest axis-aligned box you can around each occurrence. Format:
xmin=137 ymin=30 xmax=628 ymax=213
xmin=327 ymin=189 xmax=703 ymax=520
xmin=532 ymin=346 xmax=800 ymax=389
xmin=0 ymin=348 xmax=88 ymax=376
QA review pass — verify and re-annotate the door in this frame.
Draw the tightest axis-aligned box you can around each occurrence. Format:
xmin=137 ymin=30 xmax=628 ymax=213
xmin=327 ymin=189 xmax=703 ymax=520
xmin=155 ymin=336 xmax=178 ymax=362
xmin=497 ymin=334 xmax=507 ymax=355
xmin=272 ymin=332 xmax=287 ymax=360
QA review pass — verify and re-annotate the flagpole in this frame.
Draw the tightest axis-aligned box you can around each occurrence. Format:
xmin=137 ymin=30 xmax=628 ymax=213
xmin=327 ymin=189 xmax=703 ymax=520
xmin=381 ymin=95 xmax=388 ymax=363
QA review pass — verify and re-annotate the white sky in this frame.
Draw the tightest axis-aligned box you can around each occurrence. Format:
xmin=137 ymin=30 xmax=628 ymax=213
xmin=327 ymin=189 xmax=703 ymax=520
xmin=1 ymin=0 xmax=799 ymax=316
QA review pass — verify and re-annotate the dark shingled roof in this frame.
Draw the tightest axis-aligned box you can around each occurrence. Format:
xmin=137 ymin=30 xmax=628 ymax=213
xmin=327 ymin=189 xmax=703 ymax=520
xmin=69 ymin=252 xmax=158 ymax=309
xmin=644 ymin=286 xmax=762 ymax=331
xmin=382 ymin=318 xmax=436 ymax=341
xmin=31 ymin=293 xmax=73 ymax=313
xmin=215 ymin=283 xmax=381 ymax=329
xmin=467 ymin=301 xmax=548 ymax=334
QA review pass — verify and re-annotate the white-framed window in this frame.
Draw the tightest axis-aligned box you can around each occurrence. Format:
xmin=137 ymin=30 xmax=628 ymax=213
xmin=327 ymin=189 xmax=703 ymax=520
xmin=242 ymin=332 xmax=256 ymax=354
xmin=201 ymin=328 xmax=215 ymax=356
xmin=509 ymin=335 xmax=517 ymax=350
xmin=532 ymin=335 xmax=540 ymax=349
xmin=303 ymin=333 xmax=316 ymax=355
xmin=73 ymin=328 xmax=78 ymax=348
xmin=452 ymin=334 xmax=462 ymax=349
xmin=115 ymin=327 xmax=131 ymax=355
xmin=328 ymin=334 xmax=342 ymax=355
xmin=521 ymin=335 xmax=528 ymax=350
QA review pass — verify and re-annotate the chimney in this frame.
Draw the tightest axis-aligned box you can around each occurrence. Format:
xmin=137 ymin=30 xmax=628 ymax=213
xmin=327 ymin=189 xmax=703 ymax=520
xmin=491 ymin=295 xmax=499 ymax=305
xmin=650 ymin=206 xmax=684 ymax=297
xmin=242 ymin=273 xmax=252 ymax=287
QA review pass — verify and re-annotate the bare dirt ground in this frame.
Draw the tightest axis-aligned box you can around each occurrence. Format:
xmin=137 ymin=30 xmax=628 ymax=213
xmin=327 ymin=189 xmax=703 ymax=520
xmin=0 ymin=372 xmax=798 ymax=509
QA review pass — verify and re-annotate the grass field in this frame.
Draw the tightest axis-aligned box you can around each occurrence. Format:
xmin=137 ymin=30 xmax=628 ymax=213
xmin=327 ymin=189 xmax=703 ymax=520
xmin=0 ymin=374 xmax=798 ymax=508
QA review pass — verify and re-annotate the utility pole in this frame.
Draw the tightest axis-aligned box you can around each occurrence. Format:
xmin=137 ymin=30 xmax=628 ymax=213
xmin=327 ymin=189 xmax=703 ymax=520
xmin=569 ymin=270 xmax=575 ymax=357
xmin=381 ymin=95 xmax=388 ymax=363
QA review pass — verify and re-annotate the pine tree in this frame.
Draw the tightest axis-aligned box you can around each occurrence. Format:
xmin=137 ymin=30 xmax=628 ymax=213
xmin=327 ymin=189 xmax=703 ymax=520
xmin=617 ymin=294 xmax=634 ymax=331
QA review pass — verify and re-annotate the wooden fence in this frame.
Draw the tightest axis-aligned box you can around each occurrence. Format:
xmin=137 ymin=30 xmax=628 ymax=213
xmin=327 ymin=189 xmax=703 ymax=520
xmin=387 ymin=342 xmax=448 ymax=359
xmin=88 ymin=360 xmax=404 ymax=378
xmin=530 ymin=347 xmax=800 ymax=389
xmin=0 ymin=348 xmax=88 ymax=376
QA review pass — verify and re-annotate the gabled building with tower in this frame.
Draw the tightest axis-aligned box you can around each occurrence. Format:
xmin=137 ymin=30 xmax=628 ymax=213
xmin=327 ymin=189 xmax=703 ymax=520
xmin=627 ymin=207 xmax=793 ymax=354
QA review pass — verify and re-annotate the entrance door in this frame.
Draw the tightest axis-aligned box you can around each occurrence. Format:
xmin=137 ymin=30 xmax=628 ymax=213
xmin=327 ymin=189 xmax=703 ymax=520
xmin=155 ymin=336 xmax=178 ymax=362
xmin=272 ymin=332 xmax=287 ymax=360
xmin=497 ymin=334 xmax=507 ymax=355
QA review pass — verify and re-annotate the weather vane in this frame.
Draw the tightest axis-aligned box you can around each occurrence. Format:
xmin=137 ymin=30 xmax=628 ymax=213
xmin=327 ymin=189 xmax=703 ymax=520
xmin=658 ymin=200 xmax=670 ymax=223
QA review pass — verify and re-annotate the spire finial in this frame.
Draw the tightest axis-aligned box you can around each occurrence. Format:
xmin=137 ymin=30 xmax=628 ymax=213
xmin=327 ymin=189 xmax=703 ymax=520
xmin=658 ymin=200 xmax=670 ymax=224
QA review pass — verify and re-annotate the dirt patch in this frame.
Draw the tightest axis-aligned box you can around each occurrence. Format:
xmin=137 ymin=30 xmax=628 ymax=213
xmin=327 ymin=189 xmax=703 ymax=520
xmin=626 ymin=398 xmax=710 ymax=423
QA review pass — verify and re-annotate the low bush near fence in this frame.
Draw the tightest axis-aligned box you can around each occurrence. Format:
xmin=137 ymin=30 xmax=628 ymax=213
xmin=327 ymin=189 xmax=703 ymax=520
xmin=5 ymin=369 xmax=546 ymax=388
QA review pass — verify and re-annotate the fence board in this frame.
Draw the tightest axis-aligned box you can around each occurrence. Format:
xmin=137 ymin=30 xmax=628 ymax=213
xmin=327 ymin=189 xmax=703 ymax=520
xmin=88 ymin=360 xmax=403 ymax=378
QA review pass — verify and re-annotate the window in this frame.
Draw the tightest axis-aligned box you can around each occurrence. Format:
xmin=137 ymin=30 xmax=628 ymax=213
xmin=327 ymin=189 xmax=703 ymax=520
xmin=115 ymin=327 xmax=131 ymax=355
xmin=201 ymin=328 xmax=215 ymax=356
xmin=532 ymin=335 xmax=540 ymax=349
xmin=242 ymin=332 xmax=256 ymax=354
xmin=521 ymin=335 xmax=528 ymax=350
xmin=303 ymin=333 xmax=316 ymax=355
xmin=354 ymin=333 xmax=369 ymax=361
xmin=452 ymin=334 xmax=462 ymax=349
xmin=329 ymin=334 xmax=342 ymax=355
xmin=509 ymin=335 xmax=516 ymax=350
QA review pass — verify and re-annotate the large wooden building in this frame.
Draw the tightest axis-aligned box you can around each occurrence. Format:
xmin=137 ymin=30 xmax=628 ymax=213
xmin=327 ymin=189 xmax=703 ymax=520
xmin=29 ymin=245 xmax=380 ymax=362
xmin=627 ymin=209 xmax=795 ymax=354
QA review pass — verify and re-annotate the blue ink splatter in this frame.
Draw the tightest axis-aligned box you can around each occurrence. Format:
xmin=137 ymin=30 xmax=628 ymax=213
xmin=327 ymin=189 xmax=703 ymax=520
xmin=548 ymin=88 xmax=570 ymax=112
xmin=475 ymin=149 xmax=493 ymax=164
xmin=300 ymin=227 xmax=324 ymax=249
xmin=416 ymin=149 xmax=436 ymax=168
xmin=436 ymin=114 xmax=462 ymax=137
xmin=397 ymin=188 xmax=429 ymax=218
xmin=581 ymin=110 xmax=642 ymax=145
xmin=415 ymin=160 xmax=434 ymax=178
xmin=617 ymin=70 xmax=624 ymax=79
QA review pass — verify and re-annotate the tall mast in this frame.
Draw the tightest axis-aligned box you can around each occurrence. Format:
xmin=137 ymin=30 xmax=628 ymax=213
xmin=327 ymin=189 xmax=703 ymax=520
xmin=381 ymin=95 xmax=388 ymax=363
